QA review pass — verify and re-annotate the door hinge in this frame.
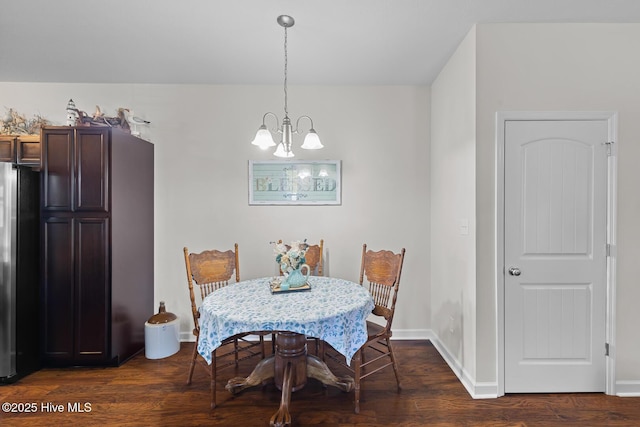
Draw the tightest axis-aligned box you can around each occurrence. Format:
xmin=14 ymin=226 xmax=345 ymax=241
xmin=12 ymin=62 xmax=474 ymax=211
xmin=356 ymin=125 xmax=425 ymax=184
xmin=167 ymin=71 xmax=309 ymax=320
xmin=606 ymin=244 xmax=611 ymax=257
xmin=605 ymin=342 xmax=610 ymax=356
xmin=604 ymin=141 xmax=615 ymax=156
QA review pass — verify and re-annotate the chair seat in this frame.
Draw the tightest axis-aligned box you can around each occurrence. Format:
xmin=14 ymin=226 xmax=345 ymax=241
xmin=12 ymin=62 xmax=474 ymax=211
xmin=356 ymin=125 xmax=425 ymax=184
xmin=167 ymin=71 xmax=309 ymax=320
xmin=366 ymin=320 xmax=390 ymax=339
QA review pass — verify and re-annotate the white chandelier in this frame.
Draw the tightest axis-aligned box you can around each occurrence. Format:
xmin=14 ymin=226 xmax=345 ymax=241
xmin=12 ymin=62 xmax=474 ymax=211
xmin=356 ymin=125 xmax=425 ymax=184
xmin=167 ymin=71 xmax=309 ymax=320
xmin=251 ymin=15 xmax=323 ymax=158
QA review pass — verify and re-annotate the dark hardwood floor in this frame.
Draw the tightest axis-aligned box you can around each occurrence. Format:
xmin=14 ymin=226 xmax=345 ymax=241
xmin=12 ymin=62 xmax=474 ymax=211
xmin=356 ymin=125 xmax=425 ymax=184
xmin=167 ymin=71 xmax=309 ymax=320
xmin=0 ymin=340 xmax=638 ymax=426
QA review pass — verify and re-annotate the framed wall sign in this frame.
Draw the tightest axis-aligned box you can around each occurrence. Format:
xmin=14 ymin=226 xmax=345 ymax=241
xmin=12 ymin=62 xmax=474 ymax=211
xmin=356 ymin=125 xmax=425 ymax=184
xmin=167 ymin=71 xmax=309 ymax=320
xmin=249 ymin=160 xmax=341 ymax=205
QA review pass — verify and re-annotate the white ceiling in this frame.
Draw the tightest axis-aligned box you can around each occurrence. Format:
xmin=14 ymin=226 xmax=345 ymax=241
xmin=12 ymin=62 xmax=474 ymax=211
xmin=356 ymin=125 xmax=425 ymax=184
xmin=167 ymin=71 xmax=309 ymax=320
xmin=2 ymin=0 xmax=640 ymax=85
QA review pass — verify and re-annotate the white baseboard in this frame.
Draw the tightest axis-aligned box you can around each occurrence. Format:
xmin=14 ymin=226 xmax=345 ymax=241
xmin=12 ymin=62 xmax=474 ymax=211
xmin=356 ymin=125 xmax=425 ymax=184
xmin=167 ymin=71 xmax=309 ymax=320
xmin=180 ymin=329 xmax=637 ymax=398
xmin=389 ymin=329 xmax=431 ymax=340
xmin=428 ymin=334 xmax=498 ymax=399
xmin=616 ymin=381 xmax=640 ymax=397
xmin=427 ymin=333 xmax=640 ymax=398
xmin=180 ymin=332 xmax=195 ymax=342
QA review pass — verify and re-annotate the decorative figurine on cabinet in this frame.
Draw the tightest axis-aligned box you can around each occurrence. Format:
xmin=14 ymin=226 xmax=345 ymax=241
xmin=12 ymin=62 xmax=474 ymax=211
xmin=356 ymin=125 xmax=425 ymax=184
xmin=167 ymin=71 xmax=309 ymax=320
xmin=66 ymin=99 xmax=78 ymax=126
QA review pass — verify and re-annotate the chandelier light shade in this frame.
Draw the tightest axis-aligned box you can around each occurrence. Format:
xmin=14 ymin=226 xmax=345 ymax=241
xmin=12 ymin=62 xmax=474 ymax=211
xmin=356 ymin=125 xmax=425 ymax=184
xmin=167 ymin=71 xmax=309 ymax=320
xmin=250 ymin=123 xmax=276 ymax=149
xmin=251 ymin=15 xmax=324 ymax=158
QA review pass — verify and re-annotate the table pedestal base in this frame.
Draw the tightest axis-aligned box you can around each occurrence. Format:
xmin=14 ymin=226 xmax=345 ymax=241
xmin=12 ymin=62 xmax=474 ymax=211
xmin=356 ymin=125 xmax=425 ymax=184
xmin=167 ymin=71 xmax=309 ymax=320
xmin=225 ymin=332 xmax=354 ymax=427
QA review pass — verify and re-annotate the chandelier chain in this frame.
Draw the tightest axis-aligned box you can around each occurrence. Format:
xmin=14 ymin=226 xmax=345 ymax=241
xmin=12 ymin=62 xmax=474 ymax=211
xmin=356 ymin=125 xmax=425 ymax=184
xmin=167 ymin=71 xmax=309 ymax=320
xmin=283 ymin=26 xmax=288 ymax=117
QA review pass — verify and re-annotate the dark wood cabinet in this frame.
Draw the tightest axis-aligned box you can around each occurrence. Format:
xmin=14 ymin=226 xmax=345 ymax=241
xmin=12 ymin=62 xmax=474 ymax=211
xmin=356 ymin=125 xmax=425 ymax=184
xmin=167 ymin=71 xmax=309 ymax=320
xmin=41 ymin=216 xmax=109 ymax=362
xmin=0 ymin=134 xmax=41 ymax=166
xmin=40 ymin=126 xmax=153 ymax=366
xmin=40 ymin=127 xmax=108 ymax=212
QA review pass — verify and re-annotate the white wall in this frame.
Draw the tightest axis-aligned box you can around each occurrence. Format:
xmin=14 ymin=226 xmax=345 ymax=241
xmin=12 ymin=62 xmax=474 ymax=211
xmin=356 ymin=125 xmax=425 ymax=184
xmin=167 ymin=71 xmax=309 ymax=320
xmin=430 ymin=27 xmax=477 ymax=381
xmin=473 ymin=23 xmax=640 ymax=385
xmin=0 ymin=82 xmax=431 ymax=341
xmin=431 ymin=22 xmax=640 ymax=394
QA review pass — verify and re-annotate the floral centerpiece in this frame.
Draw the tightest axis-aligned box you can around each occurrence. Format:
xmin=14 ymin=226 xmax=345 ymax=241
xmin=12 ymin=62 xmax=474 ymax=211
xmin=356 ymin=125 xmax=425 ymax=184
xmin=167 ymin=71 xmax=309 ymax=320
xmin=272 ymin=239 xmax=309 ymax=275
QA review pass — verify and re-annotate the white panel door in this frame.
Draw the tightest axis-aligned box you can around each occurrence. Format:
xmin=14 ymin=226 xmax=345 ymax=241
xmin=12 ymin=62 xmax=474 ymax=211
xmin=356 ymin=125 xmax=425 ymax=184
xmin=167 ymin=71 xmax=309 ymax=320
xmin=504 ymin=120 xmax=607 ymax=392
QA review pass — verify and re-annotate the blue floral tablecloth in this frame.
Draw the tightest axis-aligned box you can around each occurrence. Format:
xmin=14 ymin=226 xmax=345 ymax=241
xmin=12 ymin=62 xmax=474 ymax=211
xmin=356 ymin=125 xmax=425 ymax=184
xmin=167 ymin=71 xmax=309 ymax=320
xmin=197 ymin=276 xmax=374 ymax=365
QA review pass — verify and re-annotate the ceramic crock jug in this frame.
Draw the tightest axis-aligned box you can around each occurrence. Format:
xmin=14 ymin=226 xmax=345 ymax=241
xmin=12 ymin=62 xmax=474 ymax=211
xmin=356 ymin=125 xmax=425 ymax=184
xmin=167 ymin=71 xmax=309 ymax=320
xmin=281 ymin=264 xmax=311 ymax=290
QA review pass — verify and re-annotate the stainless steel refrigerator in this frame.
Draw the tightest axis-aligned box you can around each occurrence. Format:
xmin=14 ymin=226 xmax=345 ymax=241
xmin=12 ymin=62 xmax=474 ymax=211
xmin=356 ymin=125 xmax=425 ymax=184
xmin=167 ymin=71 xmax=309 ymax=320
xmin=0 ymin=162 xmax=40 ymax=384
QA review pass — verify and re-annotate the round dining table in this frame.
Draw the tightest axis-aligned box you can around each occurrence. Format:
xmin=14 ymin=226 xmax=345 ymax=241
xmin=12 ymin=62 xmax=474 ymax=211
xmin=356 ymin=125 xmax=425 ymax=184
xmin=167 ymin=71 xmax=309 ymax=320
xmin=197 ymin=276 xmax=374 ymax=426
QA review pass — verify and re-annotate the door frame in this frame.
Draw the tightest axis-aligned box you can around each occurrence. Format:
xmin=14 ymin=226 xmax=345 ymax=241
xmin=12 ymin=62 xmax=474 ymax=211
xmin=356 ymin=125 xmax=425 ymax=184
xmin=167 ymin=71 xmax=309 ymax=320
xmin=495 ymin=111 xmax=618 ymax=396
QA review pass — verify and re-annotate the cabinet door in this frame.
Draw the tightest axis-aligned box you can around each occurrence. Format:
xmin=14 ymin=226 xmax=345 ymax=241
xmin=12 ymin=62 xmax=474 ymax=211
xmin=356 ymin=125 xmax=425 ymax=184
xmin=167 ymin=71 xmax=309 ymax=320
xmin=74 ymin=217 xmax=109 ymax=360
xmin=41 ymin=129 xmax=73 ymax=211
xmin=75 ymin=128 xmax=109 ymax=212
xmin=0 ymin=136 xmax=15 ymax=162
xmin=41 ymin=217 xmax=74 ymax=360
xmin=41 ymin=216 xmax=110 ymax=363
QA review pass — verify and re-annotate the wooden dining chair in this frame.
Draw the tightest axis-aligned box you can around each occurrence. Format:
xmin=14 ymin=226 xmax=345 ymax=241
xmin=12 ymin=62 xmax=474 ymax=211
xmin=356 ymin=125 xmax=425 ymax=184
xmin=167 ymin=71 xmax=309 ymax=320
xmin=303 ymin=240 xmax=324 ymax=354
xmin=325 ymin=243 xmax=406 ymax=413
xmin=277 ymin=239 xmax=324 ymax=276
xmin=277 ymin=239 xmax=325 ymax=355
xmin=183 ymin=244 xmax=266 ymax=410
xmin=303 ymin=239 xmax=324 ymax=276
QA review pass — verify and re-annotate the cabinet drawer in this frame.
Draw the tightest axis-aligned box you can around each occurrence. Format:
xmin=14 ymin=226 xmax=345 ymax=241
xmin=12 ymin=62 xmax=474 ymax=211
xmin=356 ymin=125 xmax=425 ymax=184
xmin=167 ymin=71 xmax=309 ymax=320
xmin=16 ymin=135 xmax=41 ymax=166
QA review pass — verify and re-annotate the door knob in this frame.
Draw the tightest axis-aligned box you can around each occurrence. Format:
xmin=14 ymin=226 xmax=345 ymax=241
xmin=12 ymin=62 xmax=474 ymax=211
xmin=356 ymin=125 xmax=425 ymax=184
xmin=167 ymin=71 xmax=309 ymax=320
xmin=508 ymin=267 xmax=521 ymax=276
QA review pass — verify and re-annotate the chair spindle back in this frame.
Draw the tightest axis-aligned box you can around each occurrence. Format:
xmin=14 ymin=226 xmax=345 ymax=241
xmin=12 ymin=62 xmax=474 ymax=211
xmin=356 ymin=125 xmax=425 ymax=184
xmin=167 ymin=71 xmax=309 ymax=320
xmin=183 ymin=244 xmax=239 ymax=330
xmin=359 ymin=244 xmax=405 ymax=327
